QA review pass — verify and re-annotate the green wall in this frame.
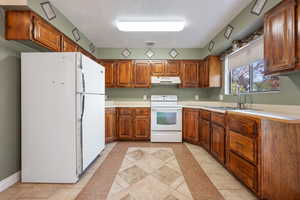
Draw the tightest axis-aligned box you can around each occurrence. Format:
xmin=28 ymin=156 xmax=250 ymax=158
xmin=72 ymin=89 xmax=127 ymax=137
xmin=199 ymin=0 xmax=282 ymax=58
xmin=97 ymin=48 xmax=202 ymax=60
xmin=0 ymin=46 xmax=21 ymax=181
xmin=107 ymin=86 xmax=210 ymax=101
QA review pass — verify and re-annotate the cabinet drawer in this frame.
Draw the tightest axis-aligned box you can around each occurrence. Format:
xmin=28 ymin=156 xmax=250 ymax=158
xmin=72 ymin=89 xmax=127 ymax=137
xmin=118 ymin=108 xmax=134 ymax=115
xmin=228 ymin=131 xmax=256 ymax=163
xmin=135 ymin=108 xmax=150 ymax=115
xmin=201 ymin=110 xmax=211 ymax=120
xmin=211 ymin=112 xmax=225 ymax=127
xmin=227 ymin=152 xmax=257 ymax=191
xmin=228 ymin=115 xmax=258 ymax=137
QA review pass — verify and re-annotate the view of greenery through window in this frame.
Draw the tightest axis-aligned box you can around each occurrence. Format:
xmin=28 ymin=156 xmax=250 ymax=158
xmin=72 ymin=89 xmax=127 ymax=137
xmin=230 ymin=60 xmax=280 ymax=94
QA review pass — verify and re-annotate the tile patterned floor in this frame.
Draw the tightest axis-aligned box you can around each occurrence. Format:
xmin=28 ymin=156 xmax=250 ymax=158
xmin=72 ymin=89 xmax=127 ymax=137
xmin=0 ymin=142 xmax=117 ymax=200
xmin=106 ymin=147 xmax=193 ymax=200
xmin=185 ymin=143 xmax=258 ymax=200
xmin=0 ymin=142 xmax=258 ymax=200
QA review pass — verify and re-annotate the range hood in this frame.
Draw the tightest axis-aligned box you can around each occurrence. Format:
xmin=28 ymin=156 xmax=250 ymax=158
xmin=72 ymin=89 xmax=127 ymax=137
xmin=151 ymin=76 xmax=181 ymax=85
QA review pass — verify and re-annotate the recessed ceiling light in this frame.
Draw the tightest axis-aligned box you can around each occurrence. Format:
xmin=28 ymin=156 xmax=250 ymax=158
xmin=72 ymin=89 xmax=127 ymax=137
xmin=116 ymin=21 xmax=185 ymax=32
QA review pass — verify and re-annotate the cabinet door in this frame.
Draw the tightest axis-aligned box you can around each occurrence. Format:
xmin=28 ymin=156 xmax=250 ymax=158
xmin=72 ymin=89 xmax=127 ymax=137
xmin=181 ymin=61 xmax=200 ymax=88
xmin=165 ymin=60 xmax=181 ymax=76
xmin=33 ymin=16 xmax=61 ymax=51
xmin=211 ymin=124 xmax=226 ymax=164
xmin=117 ymin=60 xmax=133 ymax=87
xmin=207 ymin=56 xmax=221 ymax=87
xmin=101 ymin=61 xmax=116 ymax=88
xmin=134 ymin=115 xmax=150 ymax=140
xmin=118 ymin=114 xmax=133 ymax=139
xmin=61 ymin=36 xmax=77 ymax=52
xmin=183 ymin=109 xmax=199 ymax=143
xmin=264 ymin=0 xmax=296 ymax=74
xmin=151 ymin=61 xmax=165 ymax=76
xmin=201 ymin=119 xmax=211 ymax=151
xmin=134 ymin=61 xmax=151 ymax=88
xmin=105 ymin=109 xmax=116 ymax=143
xmin=200 ymin=59 xmax=209 ymax=88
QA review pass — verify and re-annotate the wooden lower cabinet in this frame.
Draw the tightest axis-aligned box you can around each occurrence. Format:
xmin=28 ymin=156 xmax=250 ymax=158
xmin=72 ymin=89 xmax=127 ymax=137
xmin=211 ymin=123 xmax=226 ymax=164
xmin=118 ymin=112 xmax=134 ymax=140
xmin=200 ymin=119 xmax=211 ymax=151
xmin=134 ymin=115 xmax=150 ymax=140
xmin=183 ymin=108 xmax=199 ymax=144
xmin=226 ymin=113 xmax=260 ymax=196
xmin=227 ymin=151 xmax=258 ymax=191
xmin=117 ymin=108 xmax=150 ymax=141
xmin=105 ymin=108 xmax=117 ymax=143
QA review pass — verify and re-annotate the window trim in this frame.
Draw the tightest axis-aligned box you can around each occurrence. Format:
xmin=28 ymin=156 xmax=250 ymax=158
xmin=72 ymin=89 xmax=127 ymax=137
xmin=224 ymin=37 xmax=280 ymax=95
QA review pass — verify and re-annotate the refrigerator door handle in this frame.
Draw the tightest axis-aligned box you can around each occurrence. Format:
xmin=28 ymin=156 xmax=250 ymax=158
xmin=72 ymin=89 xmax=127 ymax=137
xmin=82 ymin=73 xmax=86 ymax=93
xmin=81 ymin=95 xmax=86 ymax=120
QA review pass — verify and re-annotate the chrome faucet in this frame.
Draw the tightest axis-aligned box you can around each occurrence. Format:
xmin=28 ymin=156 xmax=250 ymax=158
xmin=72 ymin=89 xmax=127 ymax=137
xmin=236 ymin=85 xmax=245 ymax=109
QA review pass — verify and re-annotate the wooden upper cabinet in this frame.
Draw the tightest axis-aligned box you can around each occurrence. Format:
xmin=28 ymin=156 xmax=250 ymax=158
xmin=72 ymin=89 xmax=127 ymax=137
xmin=134 ymin=60 xmax=151 ymax=88
xmin=181 ymin=60 xmax=200 ymax=88
xmin=5 ymin=10 xmax=33 ymax=40
xmin=151 ymin=61 xmax=165 ymax=76
xmin=32 ymin=16 xmax=61 ymax=51
xmin=165 ymin=60 xmax=181 ymax=76
xmin=200 ymin=60 xmax=209 ymax=88
xmin=117 ymin=60 xmax=133 ymax=87
xmin=100 ymin=60 xmax=117 ymax=88
xmin=61 ymin=35 xmax=77 ymax=52
xmin=264 ymin=0 xmax=297 ymax=74
xmin=5 ymin=10 xmax=99 ymax=62
xmin=200 ymin=56 xmax=221 ymax=88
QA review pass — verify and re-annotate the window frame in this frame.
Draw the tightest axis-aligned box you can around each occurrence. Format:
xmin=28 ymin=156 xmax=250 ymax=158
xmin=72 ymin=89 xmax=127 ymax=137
xmin=225 ymin=37 xmax=280 ymax=95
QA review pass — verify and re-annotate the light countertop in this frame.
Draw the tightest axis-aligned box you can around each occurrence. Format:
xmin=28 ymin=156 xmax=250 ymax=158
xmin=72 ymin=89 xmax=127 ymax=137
xmin=105 ymin=100 xmax=300 ymax=124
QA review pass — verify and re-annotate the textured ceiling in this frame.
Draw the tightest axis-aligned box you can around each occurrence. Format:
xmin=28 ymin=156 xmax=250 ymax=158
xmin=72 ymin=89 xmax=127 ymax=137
xmin=50 ymin=0 xmax=252 ymax=48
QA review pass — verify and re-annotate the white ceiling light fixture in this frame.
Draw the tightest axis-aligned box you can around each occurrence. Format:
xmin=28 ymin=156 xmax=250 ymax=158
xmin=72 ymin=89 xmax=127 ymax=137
xmin=116 ymin=21 xmax=185 ymax=32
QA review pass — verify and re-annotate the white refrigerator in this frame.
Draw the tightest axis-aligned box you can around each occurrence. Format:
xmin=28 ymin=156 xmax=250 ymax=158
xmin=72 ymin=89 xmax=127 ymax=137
xmin=21 ymin=52 xmax=105 ymax=183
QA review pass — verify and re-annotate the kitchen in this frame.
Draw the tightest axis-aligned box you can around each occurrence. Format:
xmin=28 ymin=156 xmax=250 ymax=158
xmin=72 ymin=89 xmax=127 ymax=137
xmin=0 ymin=0 xmax=300 ymax=200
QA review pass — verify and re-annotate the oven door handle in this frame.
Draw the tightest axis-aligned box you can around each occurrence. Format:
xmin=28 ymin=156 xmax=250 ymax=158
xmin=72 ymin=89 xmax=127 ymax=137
xmin=151 ymin=108 xmax=182 ymax=111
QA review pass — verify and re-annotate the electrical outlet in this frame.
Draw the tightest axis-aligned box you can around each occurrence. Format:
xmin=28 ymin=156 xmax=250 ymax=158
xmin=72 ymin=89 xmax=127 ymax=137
xmin=195 ymin=95 xmax=199 ymax=101
xmin=143 ymin=95 xmax=147 ymax=101
xmin=219 ymin=94 xmax=224 ymax=101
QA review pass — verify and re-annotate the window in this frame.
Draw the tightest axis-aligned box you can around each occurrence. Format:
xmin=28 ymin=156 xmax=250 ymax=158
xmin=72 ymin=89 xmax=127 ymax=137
xmin=226 ymin=37 xmax=280 ymax=94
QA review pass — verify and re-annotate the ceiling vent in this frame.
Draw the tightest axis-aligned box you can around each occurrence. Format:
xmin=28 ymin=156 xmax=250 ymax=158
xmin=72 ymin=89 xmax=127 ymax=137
xmin=145 ymin=41 xmax=156 ymax=47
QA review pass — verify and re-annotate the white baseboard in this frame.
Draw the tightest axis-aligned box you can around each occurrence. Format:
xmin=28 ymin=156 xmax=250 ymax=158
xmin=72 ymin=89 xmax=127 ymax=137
xmin=0 ymin=171 xmax=20 ymax=192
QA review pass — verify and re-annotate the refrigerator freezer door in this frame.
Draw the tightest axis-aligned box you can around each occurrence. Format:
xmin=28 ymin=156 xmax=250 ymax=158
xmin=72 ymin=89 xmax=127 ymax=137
xmin=80 ymin=54 xmax=105 ymax=94
xmin=21 ymin=53 xmax=78 ymax=183
xmin=81 ymin=94 xmax=105 ymax=171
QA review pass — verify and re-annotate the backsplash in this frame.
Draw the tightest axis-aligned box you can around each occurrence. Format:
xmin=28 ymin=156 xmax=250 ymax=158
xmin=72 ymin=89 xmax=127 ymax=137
xmin=106 ymin=86 xmax=211 ymax=101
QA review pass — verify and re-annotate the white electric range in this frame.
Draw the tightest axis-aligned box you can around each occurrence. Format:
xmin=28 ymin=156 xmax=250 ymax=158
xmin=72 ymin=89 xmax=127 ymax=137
xmin=151 ymin=95 xmax=182 ymax=142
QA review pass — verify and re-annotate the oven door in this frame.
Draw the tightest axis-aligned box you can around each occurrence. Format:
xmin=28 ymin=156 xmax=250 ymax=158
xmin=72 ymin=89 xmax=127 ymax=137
xmin=151 ymin=108 xmax=182 ymax=131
